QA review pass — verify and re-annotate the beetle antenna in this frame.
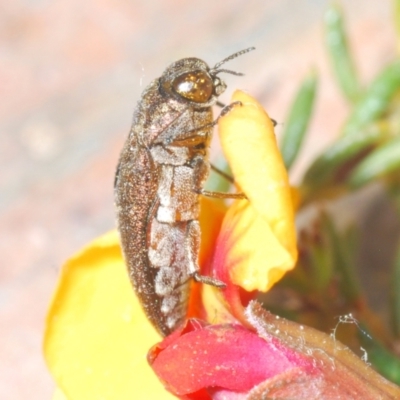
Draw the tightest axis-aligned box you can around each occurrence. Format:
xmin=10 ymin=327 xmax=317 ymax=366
xmin=211 ymin=47 xmax=255 ymax=71
xmin=213 ymin=69 xmax=244 ymax=76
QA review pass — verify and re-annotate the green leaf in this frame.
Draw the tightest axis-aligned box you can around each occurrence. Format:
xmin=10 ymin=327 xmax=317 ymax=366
xmin=325 ymin=4 xmax=362 ymax=102
xmin=302 ymin=126 xmax=381 ymax=188
xmin=343 ymin=60 xmax=400 ymax=137
xmin=280 ymin=225 xmax=333 ymax=294
xmin=280 ymin=71 xmax=318 ymax=170
xmin=322 ymin=213 xmax=362 ymax=304
xmin=303 ymin=60 xmax=400 ymax=191
xmin=358 ymin=325 xmax=400 ymax=385
xmin=348 ymin=136 xmax=400 ymax=188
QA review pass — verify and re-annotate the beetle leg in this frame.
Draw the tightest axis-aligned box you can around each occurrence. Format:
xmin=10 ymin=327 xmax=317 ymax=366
xmin=200 ymin=189 xmax=247 ymax=200
xmin=168 ymin=101 xmax=243 ymax=147
xmin=210 ymin=164 xmax=234 ymax=184
xmin=192 ymin=271 xmax=226 ymax=288
xmin=168 ymin=135 xmax=208 ymax=147
xmin=114 ymin=161 xmax=121 ymax=189
xmin=185 ymin=220 xmax=226 ymax=289
xmin=218 ymin=100 xmax=242 ymax=117
xmin=190 ymin=153 xmax=246 ymax=200
xmin=217 ymin=100 xmax=277 ymax=126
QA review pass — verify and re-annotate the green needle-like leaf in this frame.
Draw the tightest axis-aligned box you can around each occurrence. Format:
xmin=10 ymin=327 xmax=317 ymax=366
xmin=359 ymin=325 xmax=400 ymax=385
xmin=302 ymin=126 xmax=381 ymax=188
xmin=325 ymin=3 xmax=362 ymax=102
xmin=322 ymin=214 xmax=362 ymax=304
xmin=343 ymin=60 xmax=400 ymax=137
xmin=348 ymin=136 xmax=400 ymax=188
xmin=280 ymin=72 xmax=318 ymax=170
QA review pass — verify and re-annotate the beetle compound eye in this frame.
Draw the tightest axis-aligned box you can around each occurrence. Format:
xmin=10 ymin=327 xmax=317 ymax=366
xmin=172 ymin=71 xmax=213 ymax=103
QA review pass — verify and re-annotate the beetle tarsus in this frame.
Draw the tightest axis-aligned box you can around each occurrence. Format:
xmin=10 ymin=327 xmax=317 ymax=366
xmin=192 ymin=272 xmax=226 ymax=288
xmin=200 ymin=189 xmax=247 ymax=200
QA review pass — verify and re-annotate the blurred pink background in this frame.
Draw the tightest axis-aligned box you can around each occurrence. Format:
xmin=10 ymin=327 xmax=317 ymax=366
xmin=0 ymin=0 xmax=396 ymax=398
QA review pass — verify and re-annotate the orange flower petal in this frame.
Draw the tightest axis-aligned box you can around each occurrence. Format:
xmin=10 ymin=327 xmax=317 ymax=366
xmin=188 ymin=197 xmax=227 ymax=320
xmin=43 ymin=231 xmax=175 ymax=400
xmin=198 ymin=196 xmax=227 ymax=267
xmin=217 ymin=90 xmax=297 ymax=292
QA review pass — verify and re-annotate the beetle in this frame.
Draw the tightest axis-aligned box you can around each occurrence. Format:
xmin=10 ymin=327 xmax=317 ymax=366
xmin=114 ymin=48 xmax=253 ymax=336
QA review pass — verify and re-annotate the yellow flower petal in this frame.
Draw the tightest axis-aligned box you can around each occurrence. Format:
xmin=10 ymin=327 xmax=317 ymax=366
xmin=44 ymin=230 xmax=175 ymax=400
xmin=52 ymin=387 xmax=68 ymax=400
xmin=218 ymin=90 xmax=297 ymax=292
xmin=202 ymin=281 xmax=238 ymax=325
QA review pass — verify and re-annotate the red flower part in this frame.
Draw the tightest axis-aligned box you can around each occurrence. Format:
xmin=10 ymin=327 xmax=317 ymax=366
xmin=210 ymin=205 xmax=258 ymax=324
xmin=148 ymin=319 xmax=315 ymax=398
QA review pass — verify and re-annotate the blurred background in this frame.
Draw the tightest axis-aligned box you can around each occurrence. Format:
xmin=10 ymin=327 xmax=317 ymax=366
xmin=0 ymin=0 xmax=396 ymax=398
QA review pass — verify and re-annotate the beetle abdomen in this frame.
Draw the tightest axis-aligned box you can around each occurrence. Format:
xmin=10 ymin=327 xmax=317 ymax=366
xmin=115 ymin=83 xmax=213 ymax=336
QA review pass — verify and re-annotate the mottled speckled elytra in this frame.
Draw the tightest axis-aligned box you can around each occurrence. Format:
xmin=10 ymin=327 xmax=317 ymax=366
xmin=114 ymin=48 xmax=254 ymax=336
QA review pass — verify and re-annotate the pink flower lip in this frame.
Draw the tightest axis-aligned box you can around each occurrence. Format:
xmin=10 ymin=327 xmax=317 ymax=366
xmin=149 ymin=319 xmax=313 ymax=397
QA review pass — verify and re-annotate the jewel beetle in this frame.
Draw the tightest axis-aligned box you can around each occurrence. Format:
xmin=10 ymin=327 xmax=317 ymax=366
xmin=115 ymin=48 xmax=254 ymax=336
